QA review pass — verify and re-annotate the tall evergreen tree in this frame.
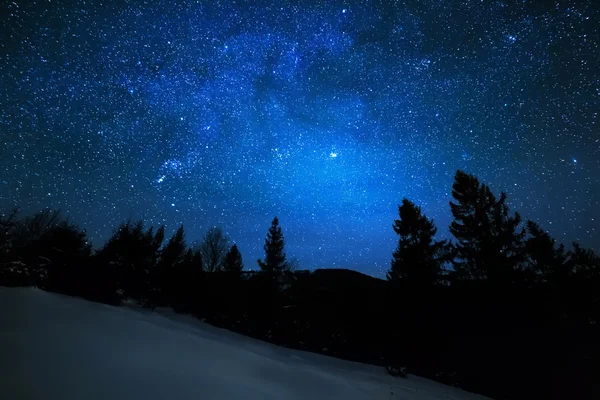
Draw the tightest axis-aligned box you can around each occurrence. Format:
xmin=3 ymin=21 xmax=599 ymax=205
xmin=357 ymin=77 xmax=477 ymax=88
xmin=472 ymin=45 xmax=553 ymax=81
xmin=257 ymin=217 xmax=287 ymax=276
xmin=223 ymin=244 xmax=244 ymax=276
xmin=449 ymin=170 xmax=525 ymax=282
xmin=150 ymin=225 xmax=165 ymax=264
xmin=166 ymin=245 xmax=204 ymax=311
xmin=387 ymin=198 xmax=451 ymax=285
xmin=160 ymin=225 xmax=187 ymax=270
xmin=147 ymin=225 xmax=187 ymax=306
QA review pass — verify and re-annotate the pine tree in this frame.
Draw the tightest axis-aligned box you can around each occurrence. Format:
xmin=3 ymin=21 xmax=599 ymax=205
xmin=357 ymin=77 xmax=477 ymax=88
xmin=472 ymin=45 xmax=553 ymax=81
xmin=524 ymin=220 xmax=567 ymax=284
xmin=257 ymin=217 xmax=287 ymax=276
xmin=97 ymin=220 xmax=162 ymax=299
xmin=160 ymin=225 xmax=186 ymax=270
xmin=148 ymin=225 xmax=187 ymax=306
xmin=568 ymin=243 xmax=600 ymax=281
xmin=449 ymin=170 xmax=525 ymax=282
xmin=37 ymin=221 xmax=92 ymax=292
xmin=150 ymin=225 xmax=165 ymax=264
xmin=0 ymin=209 xmax=19 ymax=262
xmin=565 ymin=244 xmax=600 ymax=324
xmin=387 ymin=198 xmax=451 ymax=285
xmin=223 ymin=244 xmax=244 ymax=276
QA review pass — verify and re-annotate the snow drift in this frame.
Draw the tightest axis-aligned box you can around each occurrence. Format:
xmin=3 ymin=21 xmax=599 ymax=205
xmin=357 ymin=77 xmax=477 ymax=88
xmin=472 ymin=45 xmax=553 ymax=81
xmin=0 ymin=287 xmax=489 ymax=399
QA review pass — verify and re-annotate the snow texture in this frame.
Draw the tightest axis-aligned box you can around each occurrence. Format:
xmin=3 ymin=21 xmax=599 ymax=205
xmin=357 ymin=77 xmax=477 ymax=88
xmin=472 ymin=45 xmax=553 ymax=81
xmin=0 ymin=287 xmax=489 ymax=399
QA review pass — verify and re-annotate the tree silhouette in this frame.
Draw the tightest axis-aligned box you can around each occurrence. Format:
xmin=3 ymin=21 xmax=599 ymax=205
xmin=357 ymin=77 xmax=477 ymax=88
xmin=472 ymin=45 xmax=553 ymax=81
xmin=449 ymin=170 xmax=525 ymax=282
xmin=524 ymin=220 xmax=567 ymax=284
xmin=257 ymin=217 xmax=287 ymax=276
xmin=0 ymin=208 xmax=19 ymax=262
xmin=223 ymin=244 xmax=244 ymax=276
xmin=149 ymin=225 xmax=165 ymax=266
xmin=174 ymin=246 xmax=204 ymax=312
xmin=96 ymin=220 xmax=164 ymax=299
xmin=11 ymin=209 xmax=62 ymax=256
xmin=145 ymin=225 xmax=187 ymax=307
xmin=387 ymin=198 xmax=452 ymax=285
xmin=36 ymin=221 xmax=91 ymax=292
xmin=568 ymin=243 xmax=600 ymax=279
xmin=199 ymin=226 xmax=229 ymax=272
xmin=565 ymin=243 xmax=600 ymax=324
xmin=160 ymin=225 xmax=187 ymax=270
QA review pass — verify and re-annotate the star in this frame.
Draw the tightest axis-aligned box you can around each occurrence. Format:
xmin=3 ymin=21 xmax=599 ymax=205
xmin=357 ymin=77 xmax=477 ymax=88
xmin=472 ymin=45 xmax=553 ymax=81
xmin=0 ymin=0 xmax=597 ymax=277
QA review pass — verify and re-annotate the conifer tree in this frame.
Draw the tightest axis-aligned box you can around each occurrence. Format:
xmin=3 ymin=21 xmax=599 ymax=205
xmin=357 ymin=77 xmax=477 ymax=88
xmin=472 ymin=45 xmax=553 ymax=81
xmin=568 ymin=243 xmax=600 ymax=281
xmin=97 ymin=220 xmax=162 ymax=299
xmin=387 ymin=198 xmax=451 ymax=285
xmin=524 ymin=220 xmax=567 ymax=284
xmin=147 ymin=225 xmax=187 ymax=306
xmin=449 ymin=170 xmax=525 ymax=282
xmin=257 ymin=217 xmax=287 ymax=276
xmin=223 ymin=244 xmax=244 ymax=276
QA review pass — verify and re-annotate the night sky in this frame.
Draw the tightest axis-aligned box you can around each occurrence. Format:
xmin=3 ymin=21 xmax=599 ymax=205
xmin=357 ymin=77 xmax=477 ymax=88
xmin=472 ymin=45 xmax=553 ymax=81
xmin=1 ymin=0 xmax=598 ymax=276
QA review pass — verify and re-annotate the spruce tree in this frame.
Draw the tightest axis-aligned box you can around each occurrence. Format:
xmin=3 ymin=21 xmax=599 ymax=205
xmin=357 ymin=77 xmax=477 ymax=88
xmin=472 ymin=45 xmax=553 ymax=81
xmin=0 ymin=209 xmax=18 ymax=258
xmin=524 ymin=220 xmax=567 ymax=284
xmin=223 ymin=244 xmax=244 ymax=276
xmin=449 ymin=170 xmax=525 ymax=282
xmin=97 ymin=220 xmax=162 ymax=299
xmin=160 ymin=225 xmax=187 ymax=270
xmin=387 ymin=198 xmax=451 ymax=285
xmin=149 ymin=225 xmax=187 ymax=306
xmin=568 ymin=243 xmax=600 ymax=281
xmin=257 ymin=217 xmax=287 ymax=276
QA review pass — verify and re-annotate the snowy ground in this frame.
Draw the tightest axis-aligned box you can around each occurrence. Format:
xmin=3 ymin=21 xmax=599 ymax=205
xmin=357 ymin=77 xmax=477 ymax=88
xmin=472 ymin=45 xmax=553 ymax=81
xmin=0 ymin=287 xmax=489 ymax=400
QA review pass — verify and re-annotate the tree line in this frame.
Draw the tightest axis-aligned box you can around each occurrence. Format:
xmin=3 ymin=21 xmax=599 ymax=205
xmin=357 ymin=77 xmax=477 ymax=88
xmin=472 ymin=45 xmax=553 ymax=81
xmin=1 ymin=170 xmax=598 ymax=400
xmin=388 ymin=170 xmax=599 ymax=291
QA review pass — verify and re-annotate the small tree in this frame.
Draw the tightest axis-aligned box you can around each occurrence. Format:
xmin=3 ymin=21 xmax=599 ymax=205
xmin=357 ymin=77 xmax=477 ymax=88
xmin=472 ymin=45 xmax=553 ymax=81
xmin=387 ymin=198 xmax=451 ymax=285
xmin=566 ymin=244 xmax=600 ymax=323
xmin=524 ymin=220 xmax=567 ymax=284
xmin=96 ymin=220 xmax=163 ymax=299
xmin=222 ymin=244 xmax=244 ymax=276
xmin=11 ymin=209 xmax=63 ymax=254
xmin=257 ymin=217 xmax=287 ymax=277
xmin=0 ymin=208 xmax=19 ymax=262
xmin=199 ymin=226 xmax=229 ymax=272
xmin=568 ymin=243 xmax=600 ymax=281
xmin=37 ymin=221 xmax=92 ymax=292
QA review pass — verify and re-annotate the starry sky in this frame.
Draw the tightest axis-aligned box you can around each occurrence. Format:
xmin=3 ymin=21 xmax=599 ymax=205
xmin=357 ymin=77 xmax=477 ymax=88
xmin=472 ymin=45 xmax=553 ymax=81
xmin=1 ymin=0 xmax=598 ymax=276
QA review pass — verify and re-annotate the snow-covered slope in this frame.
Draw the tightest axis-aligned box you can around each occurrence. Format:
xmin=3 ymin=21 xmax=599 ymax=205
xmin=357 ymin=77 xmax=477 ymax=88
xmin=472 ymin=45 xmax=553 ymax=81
xmin=0 ymin=287 xmax=489 ymax=400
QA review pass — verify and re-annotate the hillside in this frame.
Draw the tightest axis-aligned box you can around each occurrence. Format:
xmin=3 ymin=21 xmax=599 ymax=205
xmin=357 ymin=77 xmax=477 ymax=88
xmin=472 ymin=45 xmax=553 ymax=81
xmin=0 ymin=287 xmax=489 ymax=400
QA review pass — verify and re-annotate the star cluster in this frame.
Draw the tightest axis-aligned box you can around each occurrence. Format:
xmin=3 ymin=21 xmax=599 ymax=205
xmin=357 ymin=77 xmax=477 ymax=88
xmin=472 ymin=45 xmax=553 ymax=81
xmin=1 ymin=0 xmax=598 ymax=276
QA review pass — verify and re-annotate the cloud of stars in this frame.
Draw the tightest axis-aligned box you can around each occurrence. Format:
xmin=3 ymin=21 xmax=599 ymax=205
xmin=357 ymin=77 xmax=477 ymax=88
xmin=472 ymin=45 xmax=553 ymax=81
xmin=1 ymin=0 xmax=598 ymax=276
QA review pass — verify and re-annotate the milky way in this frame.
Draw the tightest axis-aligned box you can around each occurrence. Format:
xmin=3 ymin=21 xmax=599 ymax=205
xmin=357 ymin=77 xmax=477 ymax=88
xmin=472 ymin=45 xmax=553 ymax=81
xmin=1 ymin=0 xmax=598 ymax=276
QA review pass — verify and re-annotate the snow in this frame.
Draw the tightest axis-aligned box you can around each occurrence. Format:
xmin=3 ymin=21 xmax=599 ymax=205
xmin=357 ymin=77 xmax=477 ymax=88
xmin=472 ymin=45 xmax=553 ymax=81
xmin=0 ymin=287 xmax=489 ymax=400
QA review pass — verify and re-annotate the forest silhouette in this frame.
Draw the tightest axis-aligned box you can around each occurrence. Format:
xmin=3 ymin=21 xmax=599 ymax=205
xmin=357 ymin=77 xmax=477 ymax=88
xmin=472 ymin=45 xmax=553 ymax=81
xmin=1 ymin=170 xmax=598 ymax=400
